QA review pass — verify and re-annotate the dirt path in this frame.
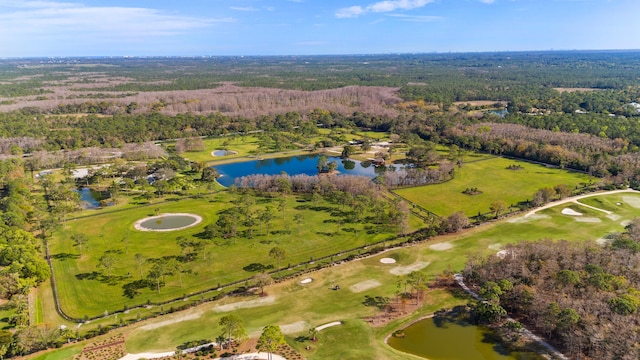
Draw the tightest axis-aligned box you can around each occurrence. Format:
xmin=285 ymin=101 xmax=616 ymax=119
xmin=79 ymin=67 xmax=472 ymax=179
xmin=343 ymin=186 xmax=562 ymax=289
xmin=524 ymin=188 xmax=639 ymax=218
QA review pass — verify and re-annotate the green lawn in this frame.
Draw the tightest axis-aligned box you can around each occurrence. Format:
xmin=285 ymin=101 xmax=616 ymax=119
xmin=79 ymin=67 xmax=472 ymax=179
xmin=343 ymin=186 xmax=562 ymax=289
xmin=394 ymin=157 xmax=594 ymax=217
xmin=178 ymin=135 xmax=262 ymax=163
xmin=33 ymin=192 xmax=640 ymax=360
xmin=50 ymin=191 xmax=420 ymax=318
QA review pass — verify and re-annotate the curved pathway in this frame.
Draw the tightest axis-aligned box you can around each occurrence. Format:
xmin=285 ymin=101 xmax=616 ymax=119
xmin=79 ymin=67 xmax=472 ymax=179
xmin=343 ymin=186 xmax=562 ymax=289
xmin=120 ymin=350 xmax=286 ymax=360
xmin=454 ymin=274 xmax=569 ymax=360
xmin=524 ymin=188 xmax=639 ymax=218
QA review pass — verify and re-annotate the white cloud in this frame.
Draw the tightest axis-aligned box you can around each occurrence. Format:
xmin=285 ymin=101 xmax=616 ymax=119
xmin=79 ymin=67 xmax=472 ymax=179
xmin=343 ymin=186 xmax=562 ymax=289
xmin=336 ymin=0 xmax=435 ymax=18
xmin=479 ymin=0 xmax=495 ymax=4
xmin=336 ymin=5 xmax=365 ymax=18
xmin=0 ymin=1 xmax=233 ymax=55
xmin=387 ymin=13 xmax=444 ymax=22
xmin=230 ymin=6 xmax=259 ymax=12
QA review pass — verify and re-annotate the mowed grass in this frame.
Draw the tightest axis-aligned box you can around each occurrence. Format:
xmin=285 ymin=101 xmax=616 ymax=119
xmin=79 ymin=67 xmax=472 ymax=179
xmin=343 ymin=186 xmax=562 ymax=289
xmin=177 ymin=135 xmax=262 ymax=163
xmin=394 ymin=157 xmax=594 ymax=217
xmin=34 ymin=192 xmax=640 ymax=360
xmin=50 ymin=192 xmax=419 ymax=318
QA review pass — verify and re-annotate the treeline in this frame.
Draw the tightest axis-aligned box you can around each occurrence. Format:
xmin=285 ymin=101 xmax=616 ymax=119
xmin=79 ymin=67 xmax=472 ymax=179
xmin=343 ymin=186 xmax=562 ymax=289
xmin=463 ymin=232 xmax=640 ymax=359
xmin=0 ymin=159 xmax=57 ymax=357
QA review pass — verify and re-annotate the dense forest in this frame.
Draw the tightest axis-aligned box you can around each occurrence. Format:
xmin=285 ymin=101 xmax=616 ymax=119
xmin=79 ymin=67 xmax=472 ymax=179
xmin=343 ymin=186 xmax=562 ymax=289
xmin=463 ymin=227 xmax=640 ymax=359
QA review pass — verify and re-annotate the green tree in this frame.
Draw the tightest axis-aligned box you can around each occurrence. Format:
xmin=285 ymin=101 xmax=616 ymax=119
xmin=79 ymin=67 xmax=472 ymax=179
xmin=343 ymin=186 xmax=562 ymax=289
xmin=257 ymin=325 xmax=285 ymax=360
xmin=219 ymin=314 xmax=246 ymax=350
xmin=269 ymin=247 xmax=286 ymax=279
xmin=134 ymin=253 xmax=146 ymax=279
xmin=71 ymin=233 xmax=88 ymax=258
xmin=341 ymin=145 xmax=354 ymax=159
xmin=489 ymin=200 xmax=507 ymax=218
xmin=98 ymin=253 xmax=117 ymax=277
xmin=254 ymin=272 xmax=272 ymax=296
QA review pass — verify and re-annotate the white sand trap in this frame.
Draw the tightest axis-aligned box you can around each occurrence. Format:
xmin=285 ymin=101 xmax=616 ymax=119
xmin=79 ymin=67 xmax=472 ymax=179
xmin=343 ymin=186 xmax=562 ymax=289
xmin=623 ymin=196 xmax=640 ymax=208
xmin=120 ymin=351 xmax=176 ymax=360
xmin=390 ymin=261 xmax=430 ymax=276
xmin=562 ymin=208 xmax=583 ymax=216
xmin=379 ymin=258 xmax=396 ymax=264
xmin=621 ymin=220 xmax=632 ymax=227
xmin=617 ymin=202 xmax=623 ymax=206
xmin=300 ymin=278 xmax=313 ymax=284
xmin=488 ymin=243 xmax=502 ymax=250
xmin=430 ymin=242 xmax=453 ymax=251
xmin=280 ymin=321 xmax=308 ymax=334
xmin=213 ymin=296 xmax=276 ymax=313
xmin=508 ymin=214 xmax=550 ymax=223
xmin=349 ymin=279 xmax=382 ymax=293
xmin=607 ymin=214 xmax=621 ymax=221
xmin=138 ymin=311 xmax=202 ymax=331
xmin=575 ymin=217 xmax=601 ymax=223
xmin=133 ymin=213 xmax=203 ymax=232
xmin=596 ymin=238 xmax=611 ymax=245
xmin=496 ymin=250 xmax=508 ymax=259
xmin=316 ymin=321 xmax=342 ymax=331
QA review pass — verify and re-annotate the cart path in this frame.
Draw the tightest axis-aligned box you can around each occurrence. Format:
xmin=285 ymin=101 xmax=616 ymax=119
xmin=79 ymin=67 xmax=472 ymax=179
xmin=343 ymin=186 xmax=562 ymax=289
xmin=524 ymin=188 xmax=639 ymax=218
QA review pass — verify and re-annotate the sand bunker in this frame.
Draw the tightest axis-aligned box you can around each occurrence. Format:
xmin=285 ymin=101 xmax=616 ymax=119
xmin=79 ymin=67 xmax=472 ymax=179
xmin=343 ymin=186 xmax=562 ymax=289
xmin=508 ymin=214 xmax=550 ymax=223
xmin=138 ymin=312 xmax=202 ymax=331
xmin=379 ymin=258 xmax=396 ymax=264
xmin=575 ymin=217 xmax=602 ymax=223
xmin=561 ymin=208 xmax=583 ymax=216
xmin=607 ymin=214 xmax=621 ymax=221
xmin=213 ymin=296 xmax=276 ymax=312
xmin=316 ymin=321 xmax=342 ymax=331
xmin=134 ymin=213 xmax=202 ymax=232
xmin=390 ymin=261 xmax=430 ymax=276
xmin=300 ymin=278 xmax=313 ymax=284
xmin=496 ymin=250 xmax=508 ymax=259
xmin=488 ymin=243 xmax=502 ymax=250
xmin=623 ymin=196 xmax=640 ymax=208
xmin=349 ymin=279 xmax=382 ymax=293
xmin=621 ymin=220 xmax=632 ymax=227
xmin=429 ymin=242 xmax=453 ymax=251
xmin=280 ymin=321 xmax=308 ymax=334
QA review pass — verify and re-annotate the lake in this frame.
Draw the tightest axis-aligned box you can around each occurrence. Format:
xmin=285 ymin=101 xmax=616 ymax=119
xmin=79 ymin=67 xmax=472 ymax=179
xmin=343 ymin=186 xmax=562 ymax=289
xmin=75 ymin=187 xmax=103 ymax=209
xmin=213 ymin=154 xmax=394 ymax=187
xmin=387 ymin=313 xmax=542 ymax=360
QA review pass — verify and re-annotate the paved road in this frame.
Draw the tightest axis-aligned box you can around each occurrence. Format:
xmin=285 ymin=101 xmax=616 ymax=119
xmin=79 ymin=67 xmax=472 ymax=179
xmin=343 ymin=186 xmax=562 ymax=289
xmin=524 ymin=188 xmax=639 ymax=218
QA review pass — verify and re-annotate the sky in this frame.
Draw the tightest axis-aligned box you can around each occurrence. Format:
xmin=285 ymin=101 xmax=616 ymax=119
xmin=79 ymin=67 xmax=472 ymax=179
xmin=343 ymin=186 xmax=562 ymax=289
xmin=1 ymin=0 xmax=639 ymax=57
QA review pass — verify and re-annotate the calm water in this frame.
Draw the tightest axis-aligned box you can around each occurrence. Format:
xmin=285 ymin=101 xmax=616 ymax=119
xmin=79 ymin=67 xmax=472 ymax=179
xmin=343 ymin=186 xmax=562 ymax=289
xmin=388 ymin=315 xmax=541 ymax=360
xmin=75 ymin=187 xmax=103 ymax=209
xmin=138 ymin=215 xmax=199 ymax=230
xmin=213 ymin=150 xmax=229 ymax=156
xmin=214 ymin=154 xmax=392 ymax=187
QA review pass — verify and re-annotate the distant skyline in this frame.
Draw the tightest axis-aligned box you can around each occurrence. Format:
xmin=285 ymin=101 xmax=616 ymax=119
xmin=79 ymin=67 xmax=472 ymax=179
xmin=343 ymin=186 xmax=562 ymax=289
xmin=1 ymin=0 xmax=639 ymax=57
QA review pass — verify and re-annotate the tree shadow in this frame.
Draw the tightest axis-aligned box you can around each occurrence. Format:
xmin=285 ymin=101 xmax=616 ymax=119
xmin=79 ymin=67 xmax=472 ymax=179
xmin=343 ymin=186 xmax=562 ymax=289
xmin=243 ymin=263 xmax=273 ymax=272
xmin=363 ymin=295 xmax=391 ymax=310
xmin=51 ymin=253 xmax=79 ymax=260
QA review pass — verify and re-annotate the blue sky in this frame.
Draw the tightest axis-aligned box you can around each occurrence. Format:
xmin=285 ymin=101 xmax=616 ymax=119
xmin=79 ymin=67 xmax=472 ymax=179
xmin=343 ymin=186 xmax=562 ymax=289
xmin=1 ymin=0 xmax=639 ymax=57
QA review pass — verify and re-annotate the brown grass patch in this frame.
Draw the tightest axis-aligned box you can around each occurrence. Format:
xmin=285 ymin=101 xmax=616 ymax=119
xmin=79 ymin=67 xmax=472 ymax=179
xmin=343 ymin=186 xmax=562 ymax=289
xmin=553 ymin=87 xmax=600 ymax=93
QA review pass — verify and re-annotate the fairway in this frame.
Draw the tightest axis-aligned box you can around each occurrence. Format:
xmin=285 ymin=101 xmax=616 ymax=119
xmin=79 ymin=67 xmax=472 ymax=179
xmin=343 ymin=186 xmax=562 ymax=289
xmin=49 ymin=191 xmax=419 ymax=318
xmin=394 ymin=157 xmax=593 ymax=217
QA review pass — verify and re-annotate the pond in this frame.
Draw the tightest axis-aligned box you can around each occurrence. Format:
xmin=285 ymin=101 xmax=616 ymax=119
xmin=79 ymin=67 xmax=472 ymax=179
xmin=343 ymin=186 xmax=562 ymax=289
xmin=134 ymin=213 xmax=203 ymax=232
xmin=75 ymin=187 xmax=106 ymax=209
xmin=213 ymin=150 xmax=229 ymax=156
xmin=387 ymin=312 xmax=542 ymax=360
xmin=214 ymin=154 xmax=397 ymax=187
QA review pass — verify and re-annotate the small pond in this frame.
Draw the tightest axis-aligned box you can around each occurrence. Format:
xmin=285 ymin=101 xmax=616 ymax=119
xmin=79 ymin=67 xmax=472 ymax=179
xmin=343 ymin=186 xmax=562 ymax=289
xmin=388 ymin=312 xmax=542 ymax=360
xmin=214 ymin=154 xmax=398 ymax=187
xmin=75 ymin=187 xmax=107 ymax=209
xmin=135 ymin=214 xmax=202 ymax=232
xmin=213 ymin=150 xmax=229 ymax=156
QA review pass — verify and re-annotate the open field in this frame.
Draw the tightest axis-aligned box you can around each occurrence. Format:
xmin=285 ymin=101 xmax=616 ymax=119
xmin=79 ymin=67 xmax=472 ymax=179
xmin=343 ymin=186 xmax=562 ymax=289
xmin=393 ymin=157 xmax=594 ymax=217
xmin=31 ymin=191 xmax=640 ymax=360
xmin=49 ymin=191 xmax=421 ymax=318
